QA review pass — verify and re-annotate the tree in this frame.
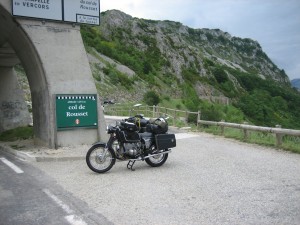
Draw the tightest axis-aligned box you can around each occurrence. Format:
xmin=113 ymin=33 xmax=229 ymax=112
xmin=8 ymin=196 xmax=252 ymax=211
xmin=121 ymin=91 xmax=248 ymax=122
xmin=143 ymin=91 xmax=161 ymax=106
xmin=213 ymin=67 xmax=228 ymax=83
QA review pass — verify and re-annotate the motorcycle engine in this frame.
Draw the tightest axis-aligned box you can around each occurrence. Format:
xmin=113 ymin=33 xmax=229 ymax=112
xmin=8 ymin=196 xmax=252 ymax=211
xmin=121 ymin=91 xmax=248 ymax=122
xmin=123 ymin=142 xmax=142 ymax=156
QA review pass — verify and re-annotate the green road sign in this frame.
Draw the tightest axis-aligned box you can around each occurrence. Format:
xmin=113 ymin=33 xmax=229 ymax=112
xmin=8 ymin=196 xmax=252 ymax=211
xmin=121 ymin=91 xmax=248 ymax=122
xmin=56 ymin=94 xmax=98 ymax=130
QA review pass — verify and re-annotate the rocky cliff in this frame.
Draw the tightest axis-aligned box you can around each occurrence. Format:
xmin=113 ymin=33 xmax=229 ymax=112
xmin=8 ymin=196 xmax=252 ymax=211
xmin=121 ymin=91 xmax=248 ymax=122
xmin=82 ymin=10 xmax=290 ymax=103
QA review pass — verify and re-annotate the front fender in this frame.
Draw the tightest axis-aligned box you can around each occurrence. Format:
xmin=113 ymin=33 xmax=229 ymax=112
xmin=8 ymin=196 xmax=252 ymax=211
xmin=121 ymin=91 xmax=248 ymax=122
xmin=91 ymin=141 xmax=106 ymax=147
xmin=91 ymin=141 xmax=116 ymax=165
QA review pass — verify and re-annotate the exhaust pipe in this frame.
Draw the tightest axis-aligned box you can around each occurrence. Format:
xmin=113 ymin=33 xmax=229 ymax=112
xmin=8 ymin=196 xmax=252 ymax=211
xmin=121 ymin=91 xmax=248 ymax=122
xmin=133 ymin=149 xmax=172 ymax=161
xmin=126 ymin=149 xmax=172 ymax=171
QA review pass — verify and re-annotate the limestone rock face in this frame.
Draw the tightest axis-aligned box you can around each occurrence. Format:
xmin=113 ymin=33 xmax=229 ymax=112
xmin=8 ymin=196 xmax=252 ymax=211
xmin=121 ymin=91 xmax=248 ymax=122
xmin=84 ymin=9 xmax=290 ymax=103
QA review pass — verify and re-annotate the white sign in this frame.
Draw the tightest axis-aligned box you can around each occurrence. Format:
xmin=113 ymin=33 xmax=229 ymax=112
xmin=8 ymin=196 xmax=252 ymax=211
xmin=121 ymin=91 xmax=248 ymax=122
xmin=12 ymin=0 xmax=63 ymax=21
xmin=64 ymin=0 xmax=100 ymax=25
xmin=12 ymin=0 xmax=100 ymax=25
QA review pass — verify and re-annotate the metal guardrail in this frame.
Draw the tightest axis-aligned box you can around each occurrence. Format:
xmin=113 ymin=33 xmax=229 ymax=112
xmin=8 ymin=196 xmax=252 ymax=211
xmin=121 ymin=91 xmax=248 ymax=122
xmin=198 ymin=120 xmax=300 ymax=146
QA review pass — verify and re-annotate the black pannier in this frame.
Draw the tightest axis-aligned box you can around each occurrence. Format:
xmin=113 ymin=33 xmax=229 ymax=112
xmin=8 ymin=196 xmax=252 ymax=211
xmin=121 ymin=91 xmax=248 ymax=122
xmin=155 ymin=134 xmax=176 ymax=150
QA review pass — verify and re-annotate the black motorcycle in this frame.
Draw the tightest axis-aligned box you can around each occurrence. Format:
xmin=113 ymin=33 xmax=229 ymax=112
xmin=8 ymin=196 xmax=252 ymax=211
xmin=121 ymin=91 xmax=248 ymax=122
xmin=86 ymin=116 xmax=176 ymax=173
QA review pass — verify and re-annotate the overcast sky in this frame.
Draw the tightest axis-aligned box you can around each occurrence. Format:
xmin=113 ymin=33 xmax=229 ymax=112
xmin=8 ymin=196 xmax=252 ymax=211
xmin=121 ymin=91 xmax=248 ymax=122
xmin=101 ymin=0 xmax=300 ymax=81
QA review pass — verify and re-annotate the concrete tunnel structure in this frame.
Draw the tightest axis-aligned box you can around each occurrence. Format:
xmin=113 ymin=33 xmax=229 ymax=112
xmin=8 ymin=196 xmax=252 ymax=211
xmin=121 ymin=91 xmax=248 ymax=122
xmin=0 ymin=0 xmax=106 ymax=148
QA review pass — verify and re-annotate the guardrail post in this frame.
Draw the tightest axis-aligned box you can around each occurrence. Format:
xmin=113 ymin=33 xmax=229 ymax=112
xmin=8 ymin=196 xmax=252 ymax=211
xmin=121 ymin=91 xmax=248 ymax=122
xmin=185 ymin=111 xmax=188 ymax=125
xmin=173 ymin=109 xmax=177 ymax=126
xmin=197 ymin=111 xmax=201 ymax=130
xmin=152 ymin=105 xmax=155 ymax=118
xmin=243 ymin=122 xmax=249 ymax=140
xmin=275 ymin=125 xmax=283 ymax=147
xmin=220 ymin=120 xmax=225 ymax=135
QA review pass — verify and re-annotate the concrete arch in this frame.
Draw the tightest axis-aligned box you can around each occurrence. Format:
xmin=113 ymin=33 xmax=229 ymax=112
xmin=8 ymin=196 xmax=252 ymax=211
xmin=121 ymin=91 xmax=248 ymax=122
xmin=0 ymin=1 xmax=106 ymax=148
xmin=1 ymin=2 xmax=53 ymax=147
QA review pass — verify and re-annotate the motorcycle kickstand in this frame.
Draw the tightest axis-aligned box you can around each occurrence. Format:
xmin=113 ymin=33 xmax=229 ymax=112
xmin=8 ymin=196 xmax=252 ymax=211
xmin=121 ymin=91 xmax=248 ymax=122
xmin=127 ymin=160 xmax=136 ymax=171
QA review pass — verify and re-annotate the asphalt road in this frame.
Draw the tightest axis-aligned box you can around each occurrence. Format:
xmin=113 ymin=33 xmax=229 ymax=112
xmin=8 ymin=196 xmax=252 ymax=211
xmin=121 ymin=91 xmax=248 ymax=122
xmin=30 ymin=130 xmax=300 ymax=225
xmin=0 ymin=151 xmax=112 ymax=225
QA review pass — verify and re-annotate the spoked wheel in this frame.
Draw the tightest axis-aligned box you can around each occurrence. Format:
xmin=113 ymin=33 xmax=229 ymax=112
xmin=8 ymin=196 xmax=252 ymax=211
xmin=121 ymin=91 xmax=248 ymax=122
xmin=86 ymin=144 xmax=116 ymax=173
xmin=145 ymin=147 xmax=168 ymax=167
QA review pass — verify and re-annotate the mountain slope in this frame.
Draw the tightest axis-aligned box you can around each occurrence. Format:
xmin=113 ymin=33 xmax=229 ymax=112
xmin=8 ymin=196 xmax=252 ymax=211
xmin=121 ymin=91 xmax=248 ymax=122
xmin=81 ymin=10 xmax=300 ymax=129
xmin=82 ymin=10 xmax=290 ymax=98
xmin=291 ymin=79 xmax=300 ymax=90
xmin=99 ymin=10 xmax=288 ymax=80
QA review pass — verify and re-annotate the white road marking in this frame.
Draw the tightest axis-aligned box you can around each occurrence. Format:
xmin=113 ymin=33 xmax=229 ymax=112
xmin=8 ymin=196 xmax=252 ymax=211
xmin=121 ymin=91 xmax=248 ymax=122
xmin=43 ymin=189 xmax=74 ymax=214
xmin=43 ymin=189 xmax=87 ymax=225
xmin=0 ymin=157 xmax=24 ymax=174
xmin=65 ymin=215 xmax=88 ymax=225
xmin=175 ymin=133 xmax=198 ymax=140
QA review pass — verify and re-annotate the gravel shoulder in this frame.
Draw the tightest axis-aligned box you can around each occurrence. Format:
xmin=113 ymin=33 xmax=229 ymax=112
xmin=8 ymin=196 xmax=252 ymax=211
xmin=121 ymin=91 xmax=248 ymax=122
xmin=30 ymin=131 xmax=300 ymax=225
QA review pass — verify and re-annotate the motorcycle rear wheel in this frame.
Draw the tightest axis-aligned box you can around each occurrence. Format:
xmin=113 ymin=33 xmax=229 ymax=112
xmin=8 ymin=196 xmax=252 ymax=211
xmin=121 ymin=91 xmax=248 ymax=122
xmin=86 ymin=144 xmax=116 ymax=173
xmin=145 ymin=149 xmax=168 ymax=167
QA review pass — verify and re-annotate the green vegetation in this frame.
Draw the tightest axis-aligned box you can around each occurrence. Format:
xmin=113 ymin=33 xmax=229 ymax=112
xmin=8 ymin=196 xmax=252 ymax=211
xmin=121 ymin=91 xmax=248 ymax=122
xmin=233 ymin=71 xmax=300 ymax=129
xmin=143 ymin=91 xmax=161 ymax=106
xmin=81 ymin=25 xmax=165 ymax=85
xmin=0 ymin=127 xmax=33 ymax=142
xmin=102 ymin=64 xmax=135 ymax=89
xmin=200 ymin=102 xmax=245 ymax=123
xmin=160 ymin=98 xmax=186 ymax=110
xmin=80 ymin=14 xmax=300 ymax=131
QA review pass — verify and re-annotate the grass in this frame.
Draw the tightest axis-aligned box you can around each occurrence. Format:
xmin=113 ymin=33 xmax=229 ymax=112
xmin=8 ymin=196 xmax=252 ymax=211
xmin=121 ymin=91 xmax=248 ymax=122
xmin=281 ymin=136 xmax=300 ymax=154
xmin=160 ymin=98 xmax=187 ymax=111
xmin=0 ymin=126 xmax=33 ymax=142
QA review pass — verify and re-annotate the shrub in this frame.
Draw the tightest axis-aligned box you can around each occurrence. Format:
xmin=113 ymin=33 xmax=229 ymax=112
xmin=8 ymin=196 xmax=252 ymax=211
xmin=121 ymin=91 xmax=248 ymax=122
xmin=187 ymin=113 xmax=198 ymax=124
xmin=201 ymin=105 xmax=223 ymax=121
xmin=213 ymin=67 xmax=228 ymax=83
xmin=143 ymin=91 xmax=161 ymax=106
xmin=176 ymin=104 xmax=182 ymax=110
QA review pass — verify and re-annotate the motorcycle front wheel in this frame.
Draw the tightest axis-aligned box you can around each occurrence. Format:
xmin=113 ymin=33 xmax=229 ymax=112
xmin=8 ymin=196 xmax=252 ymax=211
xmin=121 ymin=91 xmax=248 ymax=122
xmin=86 ymin=144 xmax=116 ymax=173
xmin=145 ymin=149 xmax=168 ymax=167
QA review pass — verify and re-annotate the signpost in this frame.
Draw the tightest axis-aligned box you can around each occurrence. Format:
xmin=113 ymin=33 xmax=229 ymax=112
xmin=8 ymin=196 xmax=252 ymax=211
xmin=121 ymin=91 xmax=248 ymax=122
xmin=12 ymin=0 xmax=100 ymax=25
xmin=56 ymin=94 xmax=98 ymax=130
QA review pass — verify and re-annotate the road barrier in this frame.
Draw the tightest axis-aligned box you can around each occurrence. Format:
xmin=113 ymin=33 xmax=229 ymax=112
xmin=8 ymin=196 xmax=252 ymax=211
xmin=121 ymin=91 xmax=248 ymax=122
xmin=198 ymin=120 xmax=300 ymax=147
xmin=103 ymin=104 xmax=300 ymax=147
xmin=104 ymin=104 xmax=200 ymax=127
